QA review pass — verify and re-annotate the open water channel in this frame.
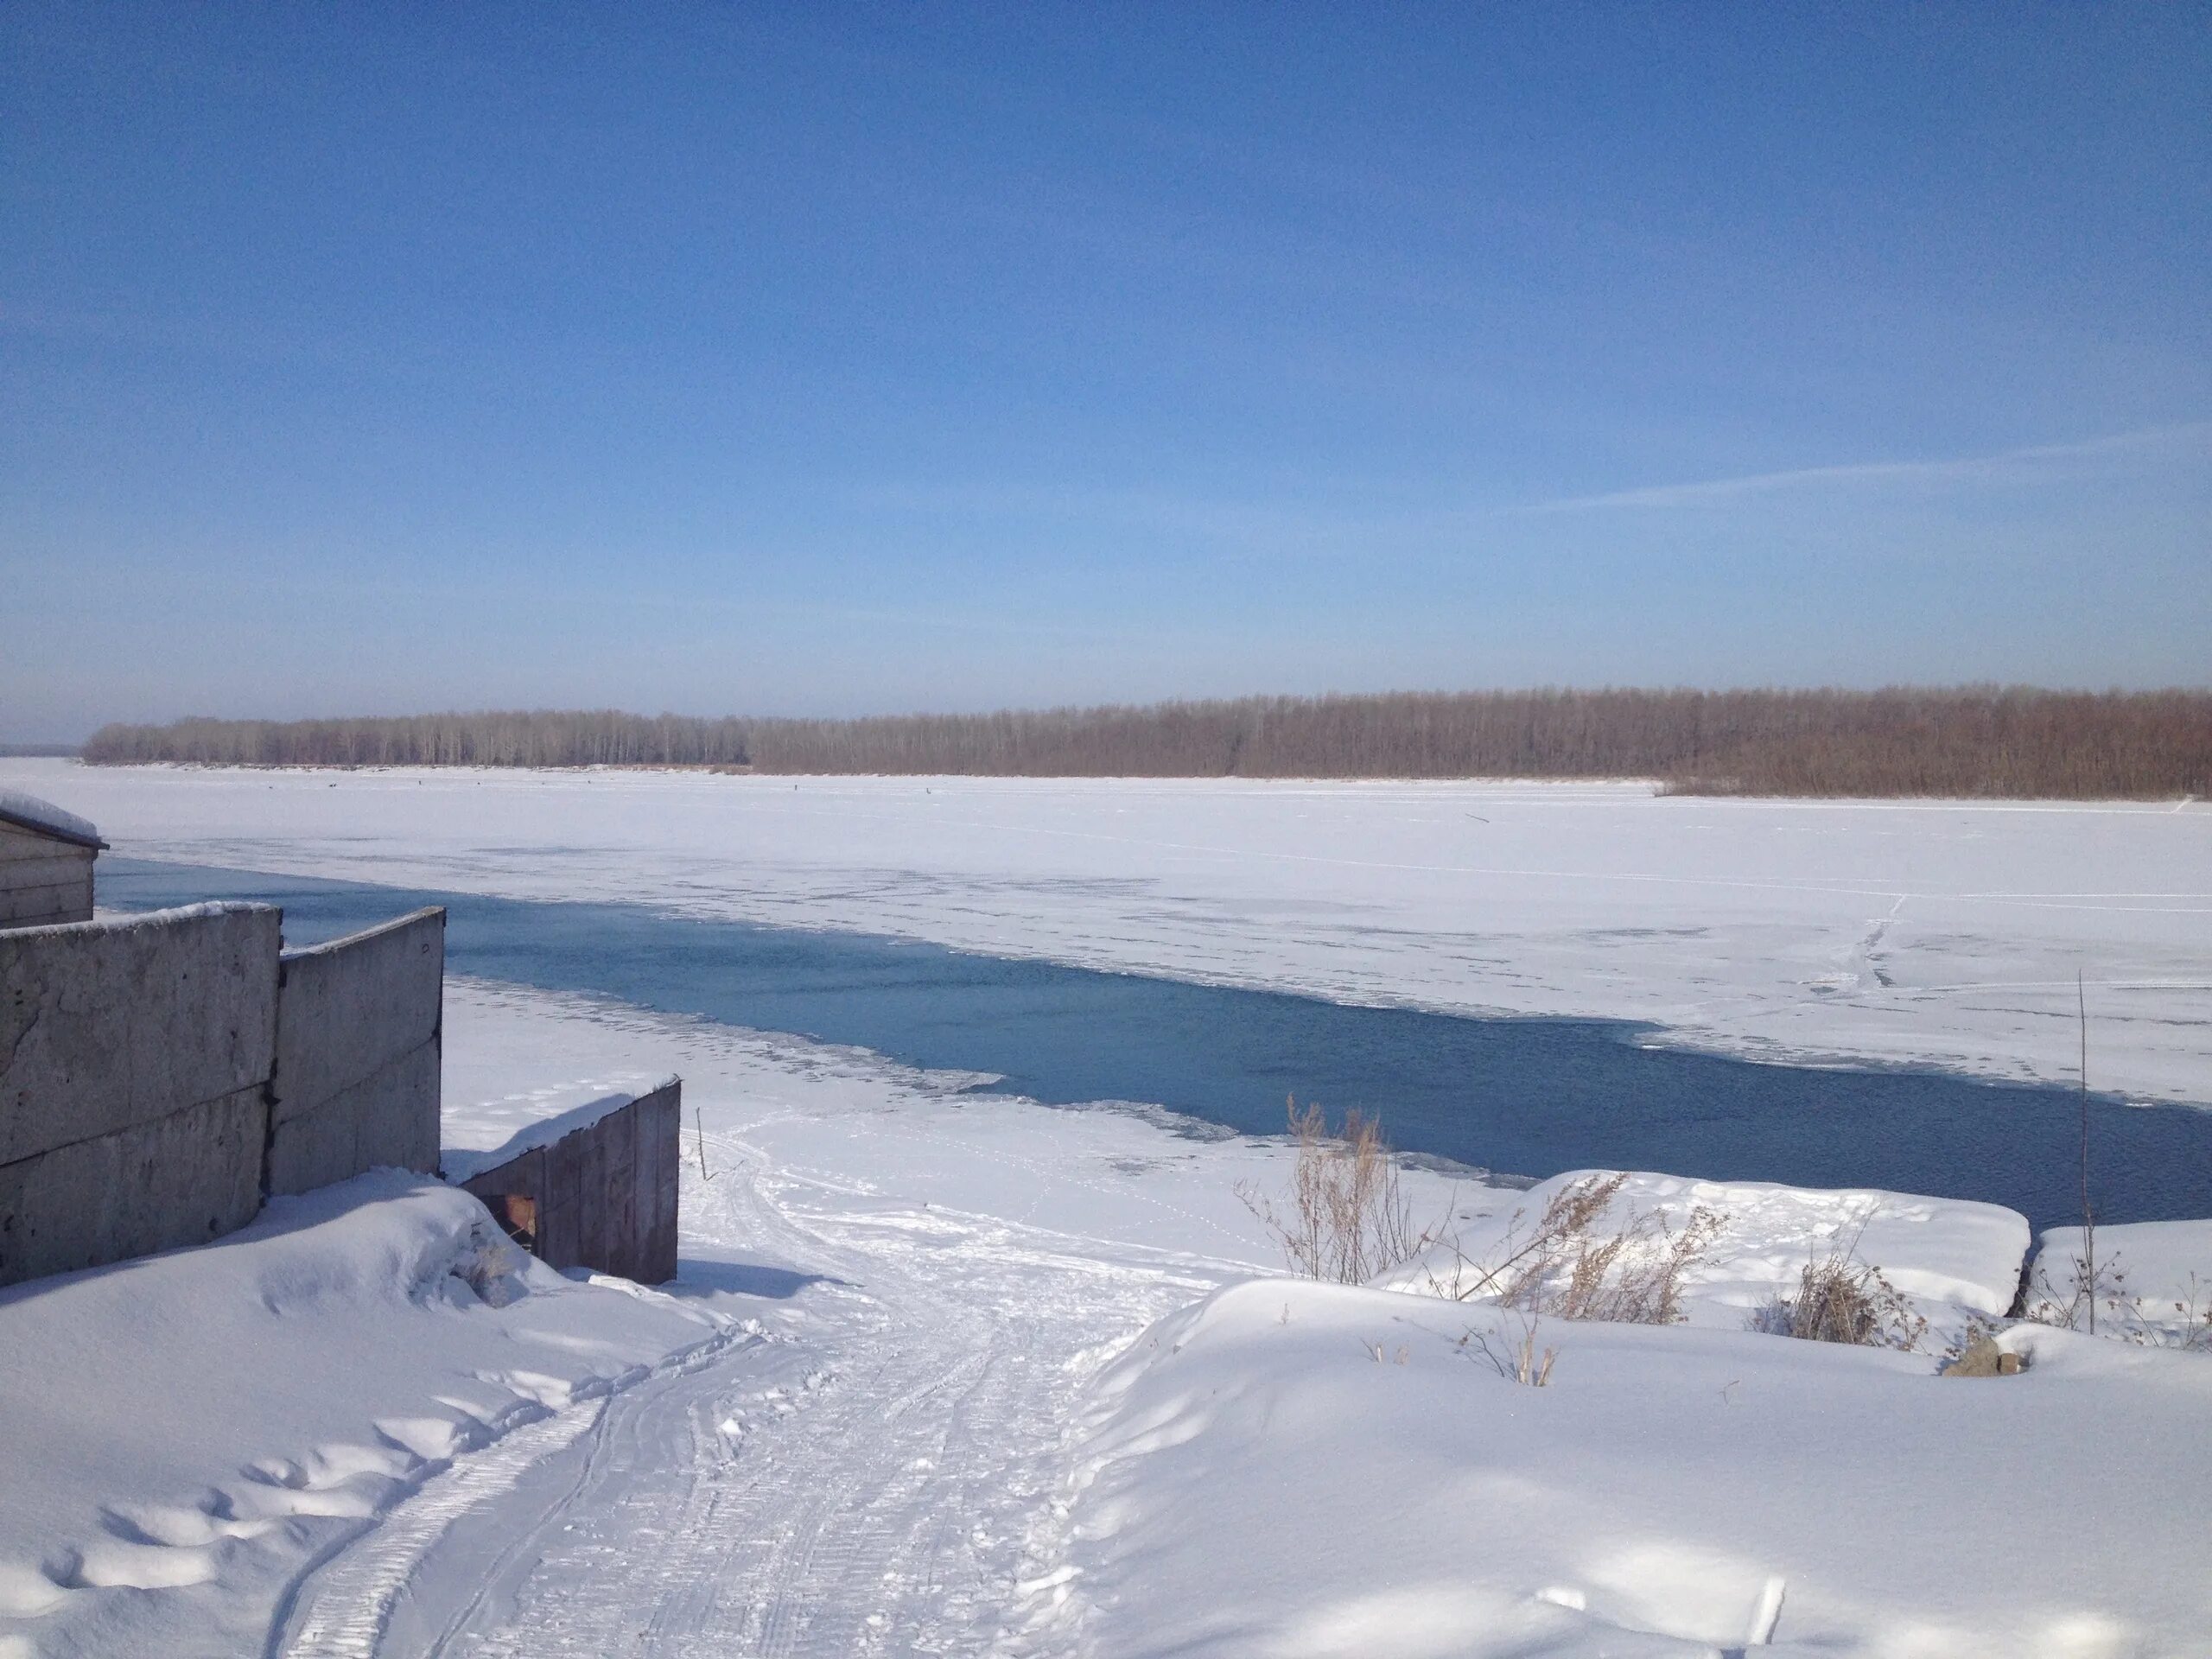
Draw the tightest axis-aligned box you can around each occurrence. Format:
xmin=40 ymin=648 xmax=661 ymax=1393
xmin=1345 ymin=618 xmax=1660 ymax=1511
xmin=104 ymin=856 xmax=2212 ymax=1231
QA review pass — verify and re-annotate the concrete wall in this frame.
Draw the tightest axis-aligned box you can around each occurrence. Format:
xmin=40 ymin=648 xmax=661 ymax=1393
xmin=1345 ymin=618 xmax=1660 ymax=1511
xmin=0 ymin=905 xmax=280 ymax=1284
xmin=460 ymin=1082 xmax=680 ymax=1285
xmin=267 ymin=907 xmax=444 ymax=1196
xmin=0 ymin=901 xmax=449 ymax=1287
xmin=0 ymin=819 xmax=95 ymax=929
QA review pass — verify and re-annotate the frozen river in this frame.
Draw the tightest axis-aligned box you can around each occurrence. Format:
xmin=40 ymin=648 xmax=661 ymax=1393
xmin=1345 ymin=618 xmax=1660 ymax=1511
xmin=15 ymin=761 xmax=2208 ymax=1107
xmin=106 ymin=856 xmax=2212 ymax=1230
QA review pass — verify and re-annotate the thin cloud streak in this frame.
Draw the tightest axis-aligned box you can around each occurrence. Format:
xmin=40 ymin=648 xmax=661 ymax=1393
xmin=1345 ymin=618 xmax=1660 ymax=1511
xmin=1517 ymin=422 xmax=2212 ymax=515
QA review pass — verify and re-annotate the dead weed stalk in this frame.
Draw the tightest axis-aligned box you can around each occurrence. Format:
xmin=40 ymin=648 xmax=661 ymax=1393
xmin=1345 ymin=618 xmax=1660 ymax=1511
xmin=1237 ymin=1099 xmax=1429 ymax=1285
xmin=1750 ymin=1219 xmax=1929 ymax=1351
xmin=1459 ymin=1312 xmax=1560 ymax=1387
xmin=1429 ymin=1172 xmax=1724 ymax=1325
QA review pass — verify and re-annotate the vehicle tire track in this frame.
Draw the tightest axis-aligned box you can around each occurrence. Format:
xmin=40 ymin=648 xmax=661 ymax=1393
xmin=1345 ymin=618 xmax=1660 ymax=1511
xmin=274 ymin=1132 xmax=1218 ymax=1657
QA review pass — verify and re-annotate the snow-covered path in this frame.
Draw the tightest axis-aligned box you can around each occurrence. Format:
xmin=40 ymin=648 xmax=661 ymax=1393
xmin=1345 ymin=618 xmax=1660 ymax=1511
xmin=276 ymin=1116 xmax=1224 ymax=1657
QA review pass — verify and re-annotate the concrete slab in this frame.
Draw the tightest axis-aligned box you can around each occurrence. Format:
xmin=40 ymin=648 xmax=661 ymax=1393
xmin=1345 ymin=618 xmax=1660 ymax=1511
xmin=0 ymin=1084 xmax=267 ymax=1287
xmin=265 ymin=1037 xmax=441 ymax=1195
xmin=0 ymin=905 xmax=281 ymax=1166
xmin=272 ymin=907 xmax=443 ymax=1123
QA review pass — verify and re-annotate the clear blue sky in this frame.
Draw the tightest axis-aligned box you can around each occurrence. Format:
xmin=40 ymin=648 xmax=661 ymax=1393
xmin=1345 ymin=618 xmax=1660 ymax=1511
xmin=3 ymin=3 xmax=2206 ymax=740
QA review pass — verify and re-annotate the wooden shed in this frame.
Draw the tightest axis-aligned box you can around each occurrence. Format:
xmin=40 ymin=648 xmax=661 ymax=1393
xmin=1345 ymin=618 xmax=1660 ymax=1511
xmin=0 ymin=790 xmax=107 ymax=929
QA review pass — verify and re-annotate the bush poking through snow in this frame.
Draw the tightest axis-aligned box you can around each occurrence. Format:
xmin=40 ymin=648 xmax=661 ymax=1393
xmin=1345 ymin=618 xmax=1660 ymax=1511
xmin=1459 ymin=1313 xmax=1559 ymax=1386
xmin=1750 ymin=1247 xmax=1929 ymax=1351
xmin=2022 ymin=1244 xmax=2134 ymax=1338
xmin=1426 ymin=1173 xmax=1725 ymax=1325
xmin=2024 ymin=1251 xmax=2212 ymax=1351
xmin=1237 ymin=1099 xmax=1427 ymax=1284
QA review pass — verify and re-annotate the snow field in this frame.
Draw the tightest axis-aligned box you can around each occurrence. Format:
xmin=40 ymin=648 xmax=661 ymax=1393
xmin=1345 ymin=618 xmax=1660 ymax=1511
xmin=3 ymin=976 xmax=2207 ymax=1654
xmin=1038 ymin=1278 xmax=2212 ymax=1657
xmin=2029 ymin=1220 xmax=2212 ymax=1348
xmin=7 ymin=759 xmax=2207 ymax=1105
xmin=269 ymin=979 xmax=1316 ymax=1656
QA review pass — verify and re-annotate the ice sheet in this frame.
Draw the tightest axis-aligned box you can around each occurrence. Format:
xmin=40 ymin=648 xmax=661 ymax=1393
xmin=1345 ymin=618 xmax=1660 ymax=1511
xmin=9 ymin=759 xmax=2207 ymax=1104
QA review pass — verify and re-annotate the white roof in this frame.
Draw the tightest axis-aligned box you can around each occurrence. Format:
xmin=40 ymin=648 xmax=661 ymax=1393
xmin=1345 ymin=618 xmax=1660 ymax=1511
xmin=0 ymin=788 xmax=105 ymax=850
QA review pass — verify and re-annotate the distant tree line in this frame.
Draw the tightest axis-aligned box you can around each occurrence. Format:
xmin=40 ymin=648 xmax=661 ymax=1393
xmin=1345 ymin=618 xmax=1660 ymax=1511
xmin=80 ymin=687 xmax=2212 ymax=798
xmin=82 ymin=710 xmax=755 ymax=770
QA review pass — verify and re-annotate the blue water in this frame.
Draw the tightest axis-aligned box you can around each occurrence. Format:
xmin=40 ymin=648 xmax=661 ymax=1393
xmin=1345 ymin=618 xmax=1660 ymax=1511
xmin=100 ymin=857 xmax=2212 ymax=1230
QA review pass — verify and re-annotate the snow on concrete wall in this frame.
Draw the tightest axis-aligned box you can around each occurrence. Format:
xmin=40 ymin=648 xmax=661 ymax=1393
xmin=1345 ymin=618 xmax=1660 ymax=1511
xmin=0 ymin=904 xmax=280 ymax=1283
xmin=267 ymin=907 xmax=443 ymax=1196
xmin=0 ymin=901 xmax=449 ymax=1287
xmin=457 ymin=1080 xmax=679 ymax=1285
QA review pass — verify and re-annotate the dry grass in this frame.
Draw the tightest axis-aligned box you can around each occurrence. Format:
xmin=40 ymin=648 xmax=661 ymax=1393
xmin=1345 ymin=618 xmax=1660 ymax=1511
xmin=1750 ymin=1243 xmax=1929 ymax=1351
xmin=2022 ymin=1243 xmax=2131 ymax=1337
xmin=1428 ymin=1173 xmax=1723 ymax=1326
xmin=1237 ymin=1100 xmax=1428 ymax=1285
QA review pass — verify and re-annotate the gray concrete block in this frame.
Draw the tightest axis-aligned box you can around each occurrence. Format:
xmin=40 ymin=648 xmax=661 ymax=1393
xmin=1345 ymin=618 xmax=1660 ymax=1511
xmin=0 ymin=905 xmax=281 ymax=1166
xmin=0 ymin=1084 xmax=267 ymax=1287
xmin=272 ymin=908 xmax=443 ymax=1124
xmin=265 ymin=1035 xmax=441 ymax=1196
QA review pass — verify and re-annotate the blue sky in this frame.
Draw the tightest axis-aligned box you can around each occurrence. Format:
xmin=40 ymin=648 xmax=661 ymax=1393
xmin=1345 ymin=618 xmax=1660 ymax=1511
xmin=3 ymin=3 xmax=2206 ymax=740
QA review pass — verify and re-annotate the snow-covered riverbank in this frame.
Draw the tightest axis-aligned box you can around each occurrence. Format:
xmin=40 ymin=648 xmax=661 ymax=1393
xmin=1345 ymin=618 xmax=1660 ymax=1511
xmin=6 ymin=759 xmax=2207 ymax=1105
xmin=0 ymin=977 xmax=1306 ymax=1657
xmin=4 ymin=977 xmax=2208 ymax=1656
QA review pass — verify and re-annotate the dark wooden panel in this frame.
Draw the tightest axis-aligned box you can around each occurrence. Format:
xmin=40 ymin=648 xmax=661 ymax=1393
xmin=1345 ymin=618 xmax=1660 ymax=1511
xmin=575 ymin=1111 xmax=610 ymax=1274
xmin=0 ymin=876 xmax=93 ymax=925
xmin=452 ymin=1080 xmax=683 ymax=1285
xmin=637 ymin=1084 xmax=680 ymax=1284
xmin=542 ymin=1130 xmax=587 ymax=1270
xmin=599 ymin=1092 xmax=639 ymax=1281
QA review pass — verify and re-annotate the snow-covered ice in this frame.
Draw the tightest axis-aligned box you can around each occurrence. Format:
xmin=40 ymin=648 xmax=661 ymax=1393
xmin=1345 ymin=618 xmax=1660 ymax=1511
xmin=3 ymin=758 xmax=2206 ymax=1104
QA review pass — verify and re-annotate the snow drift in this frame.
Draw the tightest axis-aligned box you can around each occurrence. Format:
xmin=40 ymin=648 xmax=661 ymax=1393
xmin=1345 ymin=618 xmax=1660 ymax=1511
xmin=0 ymin=1173 xmax=724 ymax=1659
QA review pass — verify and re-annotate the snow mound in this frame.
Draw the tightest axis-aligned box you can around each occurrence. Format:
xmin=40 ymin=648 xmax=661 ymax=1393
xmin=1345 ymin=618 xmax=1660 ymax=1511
xmin=0 ymin=1172 xmax=723 ymax=1658
xmin=2028 ymin=1219 xmax=2212 ymax=1347
xmin=1029 ymin=1275 xmax=2212 ymax=1657
xmin=1376 ymin=1168 xmax=2031 ymax=1344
